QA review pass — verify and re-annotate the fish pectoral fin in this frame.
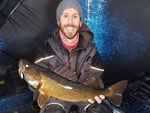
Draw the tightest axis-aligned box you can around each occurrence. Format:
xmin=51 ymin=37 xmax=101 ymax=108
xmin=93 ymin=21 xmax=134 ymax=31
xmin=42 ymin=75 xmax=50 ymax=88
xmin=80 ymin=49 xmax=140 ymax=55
xmin=38 ymin=93 xmax=50 ymax=108
xmin=33 ymin=79 xmax=43 ymax=101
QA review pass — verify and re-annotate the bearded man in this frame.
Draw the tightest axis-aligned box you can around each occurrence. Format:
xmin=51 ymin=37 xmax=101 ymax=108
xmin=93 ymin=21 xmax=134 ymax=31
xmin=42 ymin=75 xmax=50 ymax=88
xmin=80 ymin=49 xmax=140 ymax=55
xmin=33 ymin=0 xmax=113 ymax=113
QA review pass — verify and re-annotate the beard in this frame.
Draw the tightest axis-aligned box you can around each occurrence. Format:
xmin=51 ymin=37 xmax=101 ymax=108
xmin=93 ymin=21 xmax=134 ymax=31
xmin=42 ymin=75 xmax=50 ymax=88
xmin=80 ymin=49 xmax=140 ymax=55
xmin=59 ymin=23 xmax=80 ymax=39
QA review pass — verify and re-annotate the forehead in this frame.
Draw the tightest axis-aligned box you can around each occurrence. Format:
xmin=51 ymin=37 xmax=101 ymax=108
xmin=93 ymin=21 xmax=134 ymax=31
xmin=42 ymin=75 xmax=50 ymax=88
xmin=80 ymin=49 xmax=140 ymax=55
xmin=61 ymin=8 xmax=80 ymax=15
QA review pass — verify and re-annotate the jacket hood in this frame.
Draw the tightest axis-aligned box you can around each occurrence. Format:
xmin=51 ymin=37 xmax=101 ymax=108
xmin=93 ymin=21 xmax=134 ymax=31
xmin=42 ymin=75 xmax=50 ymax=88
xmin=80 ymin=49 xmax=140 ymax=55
xmin=52 ymin=23 xmax=94 ymax=47
xmin=79 ymin=23 xmax=94 ymax=47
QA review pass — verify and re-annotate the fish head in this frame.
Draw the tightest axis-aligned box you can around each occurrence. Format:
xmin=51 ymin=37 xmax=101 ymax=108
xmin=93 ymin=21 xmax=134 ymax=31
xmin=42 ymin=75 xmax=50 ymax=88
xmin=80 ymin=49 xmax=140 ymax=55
xmin=18 ymin=60 xmax=41 ymax=88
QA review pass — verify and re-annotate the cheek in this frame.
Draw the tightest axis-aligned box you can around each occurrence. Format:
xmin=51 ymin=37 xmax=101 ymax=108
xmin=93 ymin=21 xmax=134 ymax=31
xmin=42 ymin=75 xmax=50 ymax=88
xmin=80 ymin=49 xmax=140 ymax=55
xmin=74 ymin=19 xmax=81 ymax=26
xmin=59 ymin=18 xmax=68 ymax=25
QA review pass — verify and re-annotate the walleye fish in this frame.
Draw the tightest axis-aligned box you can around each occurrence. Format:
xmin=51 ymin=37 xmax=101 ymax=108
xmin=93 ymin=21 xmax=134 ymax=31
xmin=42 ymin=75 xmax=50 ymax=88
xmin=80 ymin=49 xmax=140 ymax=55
xmin=18 ymin=60 xmax=127 ymax=108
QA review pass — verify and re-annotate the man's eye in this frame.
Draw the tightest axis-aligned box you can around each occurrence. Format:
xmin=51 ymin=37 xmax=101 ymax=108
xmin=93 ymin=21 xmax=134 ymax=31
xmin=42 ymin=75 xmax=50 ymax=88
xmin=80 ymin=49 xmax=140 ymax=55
xmin=63 ymin=15 xmax=68 ymax=18
xmin=74 ymin=15 xmax=77 ymax=18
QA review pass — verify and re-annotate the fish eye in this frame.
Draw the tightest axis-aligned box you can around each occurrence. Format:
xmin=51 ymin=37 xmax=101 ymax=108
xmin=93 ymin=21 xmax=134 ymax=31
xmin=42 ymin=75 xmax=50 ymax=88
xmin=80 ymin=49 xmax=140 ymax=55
xmin=25 ymin=64 xmax=29 ymax=68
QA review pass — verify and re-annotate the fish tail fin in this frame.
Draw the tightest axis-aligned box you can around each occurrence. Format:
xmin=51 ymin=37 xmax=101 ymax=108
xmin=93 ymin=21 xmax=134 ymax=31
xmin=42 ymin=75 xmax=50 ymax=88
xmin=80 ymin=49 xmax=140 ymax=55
xmin=106 ymin=80 xmax=128 ymax=107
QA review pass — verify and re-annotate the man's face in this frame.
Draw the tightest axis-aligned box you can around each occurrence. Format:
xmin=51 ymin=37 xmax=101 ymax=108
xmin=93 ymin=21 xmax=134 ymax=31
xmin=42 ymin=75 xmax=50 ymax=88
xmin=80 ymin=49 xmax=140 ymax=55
xmin=58 ymin=8 xmax=82 ymax=39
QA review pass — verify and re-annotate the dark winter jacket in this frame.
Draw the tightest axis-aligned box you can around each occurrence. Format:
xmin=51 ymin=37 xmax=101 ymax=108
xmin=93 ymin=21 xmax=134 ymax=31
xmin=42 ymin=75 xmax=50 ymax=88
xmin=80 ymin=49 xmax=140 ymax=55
xmin=34 ymin=23 xmax=104 ymax=90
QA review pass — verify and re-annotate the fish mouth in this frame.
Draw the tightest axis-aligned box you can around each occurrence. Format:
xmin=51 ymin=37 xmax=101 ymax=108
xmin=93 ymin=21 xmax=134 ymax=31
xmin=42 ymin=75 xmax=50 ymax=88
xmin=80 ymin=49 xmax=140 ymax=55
xmin=18 ymin=60 xmax=26 ymax=79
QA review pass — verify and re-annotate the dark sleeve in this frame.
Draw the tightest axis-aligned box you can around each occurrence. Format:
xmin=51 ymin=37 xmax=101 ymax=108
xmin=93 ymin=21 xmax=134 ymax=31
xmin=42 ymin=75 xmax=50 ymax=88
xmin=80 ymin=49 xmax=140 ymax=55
xmin=91 ymin=51 xmax=104 ymax=76
xmin=91 ymin=51 xmax=103 ymax=70
xmin=33 ymin=40 xmax=55 ymax=70
xmin=90 ymin=50 xmax=104 ymax=89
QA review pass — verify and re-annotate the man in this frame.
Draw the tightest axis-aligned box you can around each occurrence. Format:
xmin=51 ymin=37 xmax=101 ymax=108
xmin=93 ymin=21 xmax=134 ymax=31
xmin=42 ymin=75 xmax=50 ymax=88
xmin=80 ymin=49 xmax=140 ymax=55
xmin=33 ymin=0 xmax=113 ymax=113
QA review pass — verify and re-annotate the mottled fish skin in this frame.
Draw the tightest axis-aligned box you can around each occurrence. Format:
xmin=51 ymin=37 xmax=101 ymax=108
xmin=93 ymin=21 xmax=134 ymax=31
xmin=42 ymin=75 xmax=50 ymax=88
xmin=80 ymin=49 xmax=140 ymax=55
xmin=18 ymin=60 xmax=128 ymax=108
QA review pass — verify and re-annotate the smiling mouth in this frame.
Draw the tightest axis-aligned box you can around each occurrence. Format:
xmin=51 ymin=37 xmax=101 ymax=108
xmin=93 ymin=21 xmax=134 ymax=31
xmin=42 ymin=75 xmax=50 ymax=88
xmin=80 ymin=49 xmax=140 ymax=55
xmin=66 ymin=27 xmax=74 ymax=32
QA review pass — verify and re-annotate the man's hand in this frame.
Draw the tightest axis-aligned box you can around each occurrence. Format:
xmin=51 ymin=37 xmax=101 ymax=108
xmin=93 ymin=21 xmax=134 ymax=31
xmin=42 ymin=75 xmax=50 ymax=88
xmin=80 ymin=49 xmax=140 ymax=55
xmin=88 ymin=95 xmax=105 ymax=104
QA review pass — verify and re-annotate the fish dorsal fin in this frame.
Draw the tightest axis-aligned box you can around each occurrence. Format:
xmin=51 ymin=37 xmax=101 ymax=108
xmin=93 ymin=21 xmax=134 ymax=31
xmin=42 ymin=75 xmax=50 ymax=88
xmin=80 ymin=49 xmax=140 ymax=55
xmin=38 ymin=93 xmax=50 ymax=108
xmin=84 ymin=77 xmax=100 ymax=90
xmin=33 ymin=78 xmax=44 ymax=101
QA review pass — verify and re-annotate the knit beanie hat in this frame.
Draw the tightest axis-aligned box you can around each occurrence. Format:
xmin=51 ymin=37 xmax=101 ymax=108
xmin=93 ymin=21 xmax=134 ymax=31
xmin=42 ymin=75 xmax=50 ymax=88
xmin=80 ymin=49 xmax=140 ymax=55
xmin=56 ymin=0 xmax=83 ymax=23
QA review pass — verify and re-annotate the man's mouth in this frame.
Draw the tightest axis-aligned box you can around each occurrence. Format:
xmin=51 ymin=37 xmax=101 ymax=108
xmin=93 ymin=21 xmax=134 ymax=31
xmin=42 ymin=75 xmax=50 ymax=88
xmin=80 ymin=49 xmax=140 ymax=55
xmin=66 ymin=27 xmax=74 ymax=32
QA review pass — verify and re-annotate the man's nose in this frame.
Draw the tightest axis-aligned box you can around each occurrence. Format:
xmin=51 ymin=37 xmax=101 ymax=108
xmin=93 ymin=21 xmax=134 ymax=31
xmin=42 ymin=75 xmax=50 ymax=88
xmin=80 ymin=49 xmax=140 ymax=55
xmin=67 ymin=17 xmax=73 ymax=24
